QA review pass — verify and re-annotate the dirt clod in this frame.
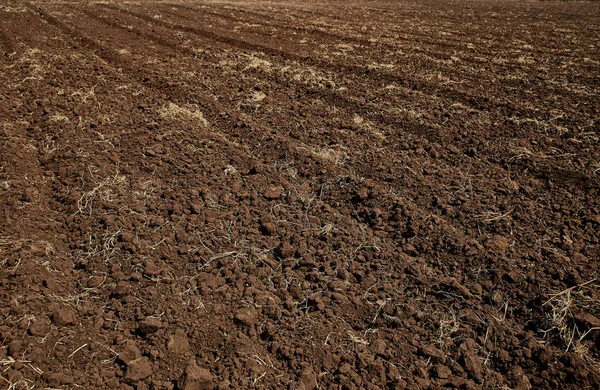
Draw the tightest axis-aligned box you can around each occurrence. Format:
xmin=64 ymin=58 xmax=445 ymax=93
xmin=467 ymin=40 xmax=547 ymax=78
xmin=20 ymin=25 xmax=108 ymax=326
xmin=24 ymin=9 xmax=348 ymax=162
xmin=462 ymin=351 xmax=483 ymax=381
xmin=574 ymin=311 xmax=600 ymax=328
xmin=138 ymin=317 xmax=162 ymax=337
xmin=178 ymin=360 xmax=214 ymax=390
xmin=118 ymin=340 xmax=142 ymax=366
xmin=299 ymin=364 xmax=317 ymax=390
xmin=486 ymin=235 xmax=510 ymax=252
xmin=52 ymin=307 xmax=77 ymax=326
xmin=125 ymin=357 xmax=153 ymax=382
xmin=419 ymin=345 xmax=446 ymax=364
xmin=263 ymin=185 xmax=284 ymax=200
xmin=29 ymin=320 xmax=48 ymax=336
xmin=87 ymin=275 xmax=104 ymax=288
xmin=167 ymin=329 xmax=191 ymax=355
xmin=48 ymin=373 xmax=74 ymax=386
xmin=234 ymin=309 xmax=258 ymax=327
xmin=259 ymin=222 xmax=277 ymax=236
xmin=8 ymin=340 xmax=23 ymax=357
xmin=433 ymin=364 xmax=452 ymax=379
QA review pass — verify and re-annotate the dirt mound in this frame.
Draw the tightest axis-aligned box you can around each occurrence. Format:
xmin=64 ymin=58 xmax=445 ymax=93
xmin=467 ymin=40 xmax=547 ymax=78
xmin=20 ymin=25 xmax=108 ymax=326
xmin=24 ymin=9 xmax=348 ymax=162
xmin=1 ymin=0 xmax=599 ymax=389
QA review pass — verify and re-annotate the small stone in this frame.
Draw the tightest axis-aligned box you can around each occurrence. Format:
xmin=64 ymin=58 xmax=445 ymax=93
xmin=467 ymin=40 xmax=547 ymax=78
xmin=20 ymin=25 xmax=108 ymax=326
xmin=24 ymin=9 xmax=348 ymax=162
xmin=178 ymin=360 xmax=214 ymax=390
xmin=486 ymin=235 xmax=510 ymax=252
xmin=52 ymin=307 xmax=77 ymax=326
xmin=263 ymin=185 xmax=284 ymax=200
xmin=125 ymin=357 xmax=153 ymax=382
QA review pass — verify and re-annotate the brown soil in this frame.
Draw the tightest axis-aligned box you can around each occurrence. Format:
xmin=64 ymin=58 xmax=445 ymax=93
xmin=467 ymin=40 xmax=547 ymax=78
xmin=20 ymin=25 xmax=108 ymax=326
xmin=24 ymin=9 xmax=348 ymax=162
xmin=1 ymin=0 xmax=599 ymax=389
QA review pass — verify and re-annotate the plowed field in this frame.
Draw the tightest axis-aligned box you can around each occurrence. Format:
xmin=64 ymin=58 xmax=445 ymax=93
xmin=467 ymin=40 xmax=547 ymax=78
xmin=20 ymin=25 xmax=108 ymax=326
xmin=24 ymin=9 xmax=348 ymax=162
xmin=1 ymin=0 xmax=599 ymax=389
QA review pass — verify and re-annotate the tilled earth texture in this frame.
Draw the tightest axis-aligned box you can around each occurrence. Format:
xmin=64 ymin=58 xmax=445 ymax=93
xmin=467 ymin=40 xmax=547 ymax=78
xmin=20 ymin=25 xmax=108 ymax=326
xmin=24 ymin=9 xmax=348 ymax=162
xmin=1 ymin=0 xmax=599 ymax=389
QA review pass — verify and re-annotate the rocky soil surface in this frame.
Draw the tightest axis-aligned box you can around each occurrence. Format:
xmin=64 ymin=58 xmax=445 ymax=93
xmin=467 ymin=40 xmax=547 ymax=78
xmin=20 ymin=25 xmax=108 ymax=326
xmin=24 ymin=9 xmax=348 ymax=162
xmin=1 ymin=0 xmax=599 ymax=389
